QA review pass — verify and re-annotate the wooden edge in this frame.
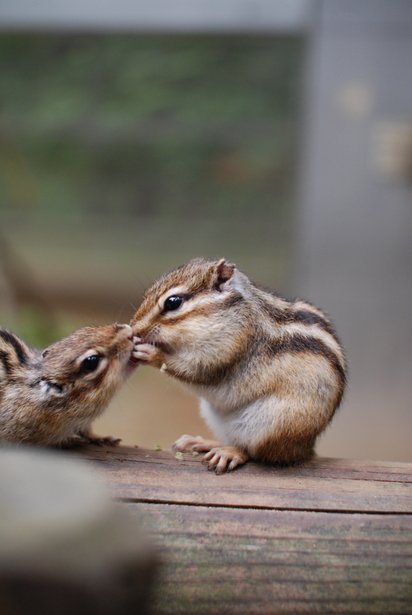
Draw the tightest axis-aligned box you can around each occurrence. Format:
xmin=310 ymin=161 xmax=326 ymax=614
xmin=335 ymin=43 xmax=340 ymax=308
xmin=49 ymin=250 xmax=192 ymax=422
xmin=71 ymin=445 xmax=412 ymax=482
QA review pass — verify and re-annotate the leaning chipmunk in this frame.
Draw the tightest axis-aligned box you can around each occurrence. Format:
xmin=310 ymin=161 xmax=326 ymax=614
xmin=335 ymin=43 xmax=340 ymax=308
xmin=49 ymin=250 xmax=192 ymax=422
xmin=0 ymin=323 xmax=138 ymax=447
xmin=131 ymin=257 xmax=346 ymax=474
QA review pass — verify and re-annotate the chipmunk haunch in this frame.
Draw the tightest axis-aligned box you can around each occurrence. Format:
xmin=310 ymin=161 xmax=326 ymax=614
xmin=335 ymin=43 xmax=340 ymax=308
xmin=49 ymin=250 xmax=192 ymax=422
xmin=131 ymin=257 xmax=346 ymax=473
xmin=0 ymin=323 xmax=136 ymax=447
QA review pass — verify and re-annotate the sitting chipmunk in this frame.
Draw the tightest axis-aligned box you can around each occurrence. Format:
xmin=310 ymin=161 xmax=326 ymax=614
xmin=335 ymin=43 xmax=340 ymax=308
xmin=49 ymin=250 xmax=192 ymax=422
xmin=131 ymin=258 xmax=346 ymax=474
xmin=0 ymin=323 xmax=137 ymax=447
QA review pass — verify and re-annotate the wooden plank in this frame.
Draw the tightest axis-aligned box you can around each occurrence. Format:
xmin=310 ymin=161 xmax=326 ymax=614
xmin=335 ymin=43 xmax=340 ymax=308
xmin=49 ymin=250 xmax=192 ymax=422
xmin=72 ymin=446 xmax=412 ymax=514
xmin=77 ymin=446 xmax=412 ymax=482
xmin=131 ymin=503 xmax=412 ymax=614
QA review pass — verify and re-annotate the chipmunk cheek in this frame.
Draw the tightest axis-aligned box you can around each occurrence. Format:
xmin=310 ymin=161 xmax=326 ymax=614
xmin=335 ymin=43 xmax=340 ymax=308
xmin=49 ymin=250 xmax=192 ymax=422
xmin=39 ymin=379 xmax=69 ymax=399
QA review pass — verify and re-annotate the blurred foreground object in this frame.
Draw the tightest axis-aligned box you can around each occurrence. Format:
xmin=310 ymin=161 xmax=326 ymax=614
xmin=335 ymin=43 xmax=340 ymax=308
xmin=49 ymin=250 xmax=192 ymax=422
xmin=0 ymin=447 xmax=158 ymax=615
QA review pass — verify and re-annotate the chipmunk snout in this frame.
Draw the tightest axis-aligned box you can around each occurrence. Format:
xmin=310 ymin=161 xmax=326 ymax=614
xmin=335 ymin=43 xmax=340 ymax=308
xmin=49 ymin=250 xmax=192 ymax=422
xmin=115 ymin=323 xmax=133 ymax=340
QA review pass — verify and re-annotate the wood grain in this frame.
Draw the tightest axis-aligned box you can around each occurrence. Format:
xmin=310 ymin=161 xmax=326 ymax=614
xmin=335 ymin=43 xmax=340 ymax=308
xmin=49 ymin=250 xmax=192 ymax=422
xmin=72 ymin=446 xmax=412 ymax=513
xmin=133 ymin=503 xmax=412 ymax=615
xmin=71 ymin=446 xmax=412 ymax=613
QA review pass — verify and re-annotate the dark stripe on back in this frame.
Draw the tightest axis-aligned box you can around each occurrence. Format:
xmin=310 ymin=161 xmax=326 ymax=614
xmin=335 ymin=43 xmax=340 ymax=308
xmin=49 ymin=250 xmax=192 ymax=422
xmin=272 ymin=334 xmax=346 ymax=385
xmin=292 ymin=310 xmax=340 ymax=343
xmin=0 ymin=330 xmax=28 ymax=365
xmin=0 ymin=350 xmax=11 ymax=374
xmin=260 ymin=298 xmax=341 ymax=345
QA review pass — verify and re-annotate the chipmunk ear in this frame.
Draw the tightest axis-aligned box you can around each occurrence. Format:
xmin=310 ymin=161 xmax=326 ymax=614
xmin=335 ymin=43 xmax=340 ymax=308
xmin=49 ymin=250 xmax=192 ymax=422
xmin=0 ymin=329 xmax=31 ymax=376
xmin=214 ymin=258 xmax=236 ymax=291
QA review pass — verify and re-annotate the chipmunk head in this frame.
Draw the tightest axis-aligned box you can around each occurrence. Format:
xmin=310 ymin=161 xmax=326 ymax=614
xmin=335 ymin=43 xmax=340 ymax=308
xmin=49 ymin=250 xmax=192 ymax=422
xmin=38 ymin=323 xmax=135 ymax=411
xmin=131 ymin=258 xmax=251 ymax=362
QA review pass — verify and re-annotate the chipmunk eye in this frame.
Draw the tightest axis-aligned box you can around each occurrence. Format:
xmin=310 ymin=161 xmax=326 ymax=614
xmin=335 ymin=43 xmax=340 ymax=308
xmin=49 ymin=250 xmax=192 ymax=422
xmin=80 ymin=354 xmax=101 ymax=373
xmin=163 ymin=295 xmax=184 ymax=312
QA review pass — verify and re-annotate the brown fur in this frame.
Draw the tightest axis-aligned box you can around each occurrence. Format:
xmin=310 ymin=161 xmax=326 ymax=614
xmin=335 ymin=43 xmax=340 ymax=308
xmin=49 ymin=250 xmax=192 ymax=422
xmin=131 ymin=258 xmax=347 ymax=472
xmin=0 ymin=324 xmax=135 ymax=447
xmin=255 ymin=433 xmax=316 ymax=466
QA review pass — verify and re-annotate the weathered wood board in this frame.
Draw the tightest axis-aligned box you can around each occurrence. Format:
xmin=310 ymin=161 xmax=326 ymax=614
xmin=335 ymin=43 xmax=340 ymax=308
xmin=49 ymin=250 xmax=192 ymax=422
xmin=76 ymin=446 xmax=412 ymax=513
xmin=137 ymin=505 xmax=412 ymax=614
xmin=73 ymin=446 xmax=412 ymax=614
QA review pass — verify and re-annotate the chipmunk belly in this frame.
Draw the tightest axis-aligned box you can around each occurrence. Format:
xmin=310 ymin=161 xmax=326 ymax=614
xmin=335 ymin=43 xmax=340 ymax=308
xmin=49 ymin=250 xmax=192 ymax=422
xmin=199 ymin=351 xmax=341 ymax=462
xmin=200 ymin=395 xmax=289 ymax=449
xmin=201 ymin=392 xmax=333 ymax=463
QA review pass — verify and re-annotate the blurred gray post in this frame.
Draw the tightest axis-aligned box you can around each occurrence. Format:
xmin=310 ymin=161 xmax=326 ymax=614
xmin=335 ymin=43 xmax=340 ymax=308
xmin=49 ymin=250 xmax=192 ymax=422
xmin=0 ymin=447 xmax=158 ymax=615
xmin=299 ymin=0 xmax=412 ymax=459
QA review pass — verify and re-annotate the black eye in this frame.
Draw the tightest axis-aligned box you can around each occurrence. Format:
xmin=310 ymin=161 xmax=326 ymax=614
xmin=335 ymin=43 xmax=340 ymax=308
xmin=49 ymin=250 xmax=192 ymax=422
xmin=163 ymin=295 xmax=184 ymax=312
xmin=80 ymin=354 xmax=100 ymax=373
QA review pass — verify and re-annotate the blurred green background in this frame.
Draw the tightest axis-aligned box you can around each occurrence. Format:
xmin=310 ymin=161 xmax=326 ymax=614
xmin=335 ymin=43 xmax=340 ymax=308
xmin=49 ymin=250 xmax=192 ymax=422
xmin=2 ymin=1 xmax=411 ymax=467
xmin=0 ymin=33 xmax=302 ymax=337
xmin=0 ymin=33 xmax=305 ymax=449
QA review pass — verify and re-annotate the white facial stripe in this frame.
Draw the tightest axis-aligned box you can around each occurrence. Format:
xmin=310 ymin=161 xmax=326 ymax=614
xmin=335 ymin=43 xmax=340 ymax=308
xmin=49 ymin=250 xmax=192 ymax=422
xmin=162 ymin=289 xmax=230 ymax=319
xmin=133 ymin=290 xmax=189 ymax=332
xmin=133 ymin=285 xmax=235 ymax=334
xmin=135 ymin=305 xmax=161 ymax=332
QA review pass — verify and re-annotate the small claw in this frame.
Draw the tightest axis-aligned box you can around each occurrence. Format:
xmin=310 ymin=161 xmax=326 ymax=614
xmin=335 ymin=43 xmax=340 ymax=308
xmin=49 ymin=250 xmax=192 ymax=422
xmin=202 ymin=449 xmax=214 ymax=462
xmin=201 ymin=446 xmax=249 ymax=474
xmin=216 ymin=456 xmax=229 ymax=474
xmin=173 ymin=434 xmax=203 ymax=453
xmin=208 ymin=453 xmax=220 ymax=468
xmin=228 ymin=457 xmax=242 ymax=472
xmin=85 ymin=435 xmax=121 ymax=447
xmin=107 ymin=437 xmax=122 ymax=446
xmin=102 ymin=437 xmax=121 ymax=447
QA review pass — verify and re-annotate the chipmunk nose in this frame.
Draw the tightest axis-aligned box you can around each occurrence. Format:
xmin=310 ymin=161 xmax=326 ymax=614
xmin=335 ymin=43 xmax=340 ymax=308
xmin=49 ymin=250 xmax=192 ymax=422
xmin=115 ymin=323 xmax=133 ymax=339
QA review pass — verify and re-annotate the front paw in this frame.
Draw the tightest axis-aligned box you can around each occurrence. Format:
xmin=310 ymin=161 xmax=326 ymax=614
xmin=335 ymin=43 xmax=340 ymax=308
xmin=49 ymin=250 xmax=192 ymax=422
xmin=132 ymin=338 xmax=164 ymax=368
xmin=86 ymin=435 xmax=122 ymax=447
xmin=59 ymin=434 xmax=121 ymax=449
xmin=78 ymin=430 xmax=122 ymax=447
xmin=173 ymin=434 xmax=221 ymax=453
xmin=203 ymin=446 xmax=249 ymax=475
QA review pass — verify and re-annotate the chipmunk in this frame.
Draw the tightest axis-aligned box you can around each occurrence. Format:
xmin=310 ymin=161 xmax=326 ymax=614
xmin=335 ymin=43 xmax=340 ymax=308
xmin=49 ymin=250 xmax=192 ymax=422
xmin=0 ymin=323 xmax=137 ymax=447
xmin=131 ymin=258 xmax=346 ymax=474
